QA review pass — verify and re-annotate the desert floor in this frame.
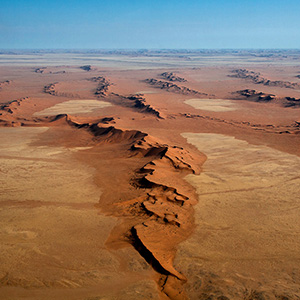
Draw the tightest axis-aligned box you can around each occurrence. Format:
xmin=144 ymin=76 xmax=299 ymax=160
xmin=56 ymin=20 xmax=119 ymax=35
xmin=0 ymin=50 xmax=299 ymax=300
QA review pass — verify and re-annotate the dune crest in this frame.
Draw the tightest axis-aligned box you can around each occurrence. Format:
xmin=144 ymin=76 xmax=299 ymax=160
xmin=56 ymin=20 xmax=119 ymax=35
xmin=44 ymin=82 xmax=81 ymax=98
xmin=229 ymin=69 xmax=300 ymax=89
xmin=144 ymin=78 xmax=207 ymax=96
xmin=160 ymin=72 xmax=187 ymax=82
xmin=87 ymin=76 xmax=111 ymax=97
xmin=38 ymin=116 xmax=205 ymax=298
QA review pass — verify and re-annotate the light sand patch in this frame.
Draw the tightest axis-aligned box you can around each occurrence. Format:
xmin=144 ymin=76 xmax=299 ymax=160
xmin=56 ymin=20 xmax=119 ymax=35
xmin=0 ymin=127 xmax=100 ymax=203
xmin=34 ymin=99 xmax=112 ymax=116
xmin=176 ymin=133 xmax=300 ymax=298
xmin=136 ymin=90 xmax=158 ymax=94
xmin=185 ymin=98 xmax=236 ymax=112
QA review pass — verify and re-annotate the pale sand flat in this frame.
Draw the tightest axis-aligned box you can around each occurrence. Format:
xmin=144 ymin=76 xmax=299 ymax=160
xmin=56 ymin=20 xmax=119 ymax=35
xmin=34 ymin=99 xmax=112 ymax=116
xmin=185 ymin=98 xmax=236 ymax=112
xmin=176 ymin=133 xmax=300 ymax=298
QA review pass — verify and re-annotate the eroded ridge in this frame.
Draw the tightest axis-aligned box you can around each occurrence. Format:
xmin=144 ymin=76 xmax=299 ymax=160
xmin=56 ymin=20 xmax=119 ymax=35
xmin=144 ymin=78 xmax=208 ymax=96
xmin=229 ymin=69 xmax=300 ymax=89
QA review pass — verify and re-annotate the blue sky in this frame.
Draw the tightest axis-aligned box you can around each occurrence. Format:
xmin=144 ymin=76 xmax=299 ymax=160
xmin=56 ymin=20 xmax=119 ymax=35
xmin=0 ymin=0 xmax=300 ymax=49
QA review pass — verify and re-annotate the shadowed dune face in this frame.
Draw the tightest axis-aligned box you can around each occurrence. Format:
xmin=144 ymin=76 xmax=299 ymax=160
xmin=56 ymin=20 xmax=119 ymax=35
xmin=177 ymin=133 xmax=300 ymax=299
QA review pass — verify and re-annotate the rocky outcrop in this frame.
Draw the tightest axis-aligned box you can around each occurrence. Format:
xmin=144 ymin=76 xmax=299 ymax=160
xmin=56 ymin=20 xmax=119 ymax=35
xmin=229 ymin=69 xmax=300 ymax=89
xmin=144 ymin=78 xmax=207 ymax=95
xmin=160 ymin=72 xmax=186 ymax=82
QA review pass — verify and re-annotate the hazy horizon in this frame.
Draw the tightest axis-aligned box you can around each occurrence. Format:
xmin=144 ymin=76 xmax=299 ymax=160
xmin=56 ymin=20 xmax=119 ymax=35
xmin=1 ymin=48 xmax=300 ymax=52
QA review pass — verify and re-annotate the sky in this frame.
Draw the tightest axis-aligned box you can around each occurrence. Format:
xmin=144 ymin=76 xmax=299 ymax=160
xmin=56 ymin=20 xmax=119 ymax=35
xmin=0 ymin=0 xmax=300 ymax=49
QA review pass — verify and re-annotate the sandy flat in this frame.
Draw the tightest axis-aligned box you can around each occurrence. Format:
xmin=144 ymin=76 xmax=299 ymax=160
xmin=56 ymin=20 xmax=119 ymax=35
xmin=177 ymin=133 xmax=300 ymax=299
xmin=0 ymin=127 xmax=158 ymax=300
xmin=184 ymin=98 xmax=237 ymax=112
xmin=136 ymin=90 xmax=158 ymax=94
xmin=34 ymin=99 xmax=112 ymax=116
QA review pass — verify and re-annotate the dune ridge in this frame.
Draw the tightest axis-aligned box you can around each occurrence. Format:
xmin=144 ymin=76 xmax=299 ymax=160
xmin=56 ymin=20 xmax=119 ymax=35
xmin=234 ymin=89 xmax=275 ymax=102
xmin=43 ymin=83 xmax=80 ymax=98
xmin=0 ymin=97 xmax=32 ymax=126
xmin=0 ymin=80 xmax=11 ymax=90
xmin=181 ymin=113 xmax=300 ymax=135
xmin=285 ymin=97 xmax=300 ymax=108
xmin=233 ymin=89 xmax=300 ymax=108
xmin=34 ymin=114 xmax=204 ymax=299
xmin=0 ymin=97 xmax=29 ymax=115
xmin=229 ymin=69 xmax=300 ymax=89
xmin=88 ymin=76 xmax=111 ymax=97
xmin=35 ymin=67 xmax=66 ymax=74
xmin=144 ymin=78 xmax=208 ymax=96
xmin=160 ymin=72 xmax=187 ymax=82
xmin=79 ymin=65 xmax=95 ymax=72
xmin=100 ymin=131 xmax=204 ymax=299
xmin=109 ymin=93 xmax=164 ymax=118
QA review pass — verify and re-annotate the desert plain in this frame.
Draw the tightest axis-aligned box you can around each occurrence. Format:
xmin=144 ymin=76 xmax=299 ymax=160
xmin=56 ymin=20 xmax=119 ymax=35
xmin=0 ymin=50 xmax=300 ymax=300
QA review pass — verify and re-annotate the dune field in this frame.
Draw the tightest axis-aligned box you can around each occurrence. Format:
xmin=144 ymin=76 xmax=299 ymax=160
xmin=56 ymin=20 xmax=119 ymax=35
xmin=0 ymin=50 xmax=300 ymax=300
